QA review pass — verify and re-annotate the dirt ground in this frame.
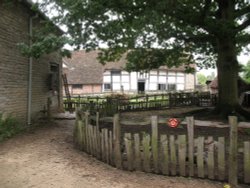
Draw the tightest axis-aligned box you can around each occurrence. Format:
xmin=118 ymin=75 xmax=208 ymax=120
xmin=0 ymin=118 xmax=246 ymax=188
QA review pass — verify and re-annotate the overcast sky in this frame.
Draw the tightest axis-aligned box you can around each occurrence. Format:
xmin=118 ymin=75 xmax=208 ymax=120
xmin=197 ymin=53 xmax=249 ymax=77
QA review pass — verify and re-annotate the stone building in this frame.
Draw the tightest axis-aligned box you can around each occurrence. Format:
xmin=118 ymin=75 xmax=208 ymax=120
xmin=0 ymin=0 xmax=63 ymax=125
xmin=63 ymin=50 xmax=196 ymax=95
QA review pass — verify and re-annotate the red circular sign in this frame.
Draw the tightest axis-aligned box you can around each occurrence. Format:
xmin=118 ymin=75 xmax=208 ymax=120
xmin=167 ymin=118 xmax=179 ymax=128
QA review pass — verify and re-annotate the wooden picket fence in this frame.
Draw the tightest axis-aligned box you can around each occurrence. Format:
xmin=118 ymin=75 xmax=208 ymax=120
xmin=74 ymin=111 xmax=250 ymax=186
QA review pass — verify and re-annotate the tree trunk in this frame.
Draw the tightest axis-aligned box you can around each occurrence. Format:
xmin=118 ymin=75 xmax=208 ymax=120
xmin=214 ymin=0 xmax=249 ymax=118
xmin=216 ymin=37 xmax=239 ymax=116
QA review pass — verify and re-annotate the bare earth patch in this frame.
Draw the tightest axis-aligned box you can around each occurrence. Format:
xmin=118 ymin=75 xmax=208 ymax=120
xmin=0 ymin=117 xmax=244 ymax=188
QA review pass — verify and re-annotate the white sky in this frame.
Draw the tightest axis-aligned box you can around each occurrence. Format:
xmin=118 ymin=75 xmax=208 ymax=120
xmin=197 ymin=51 xmax=250 ymax=76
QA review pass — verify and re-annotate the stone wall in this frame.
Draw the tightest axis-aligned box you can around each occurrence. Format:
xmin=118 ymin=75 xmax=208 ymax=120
xmin=0 ymin=1 xmax=62 ymax=124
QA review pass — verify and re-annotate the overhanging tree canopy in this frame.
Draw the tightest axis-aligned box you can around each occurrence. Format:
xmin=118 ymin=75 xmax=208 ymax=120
xmin=38 ymin=0 xmax=250 ymax=117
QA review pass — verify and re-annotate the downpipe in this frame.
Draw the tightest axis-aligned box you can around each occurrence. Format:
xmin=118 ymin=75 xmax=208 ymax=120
xmin=27 ymin=14 xmax=38 ymax=126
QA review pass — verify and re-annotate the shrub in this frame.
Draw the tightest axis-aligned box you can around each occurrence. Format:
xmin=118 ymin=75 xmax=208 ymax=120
xmin=106 ymin=93 xmax=130 ymax=104
xmin=0 ymin=114 xmax=23 ymax=141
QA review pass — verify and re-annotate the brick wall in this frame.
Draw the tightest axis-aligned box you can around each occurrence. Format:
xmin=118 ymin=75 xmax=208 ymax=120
xmin=0 ymin=2 xmax=62 ymax=124
xmin=92 ymin=85 xmax=102 ymax=93
xmin=66 ymin=84 xmax=102 ymax=96
xmin=82 ymin=85 xmax=102 ymax=94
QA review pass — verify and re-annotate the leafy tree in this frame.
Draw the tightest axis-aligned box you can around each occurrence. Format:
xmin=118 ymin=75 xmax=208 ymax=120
xmin=197 ymin=73 xmax=207 ymax=85
xmin=36 ymin=0 xmax=250 ymax=117
xmin=242 ymin=61 xmax=250 ymax=83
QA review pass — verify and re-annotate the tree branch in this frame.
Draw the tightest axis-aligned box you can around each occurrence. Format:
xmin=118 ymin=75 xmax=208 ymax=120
xmin=185 ymin=35 xmax=214 ymax=43
xmin=201 ymin=0 xmax=212 ymax=19
xmin=237 ymin=18 xmax=250 ymax=31
xmin=234 ymin=5 xmax=250 ymax=18
xmin=236 ymin=33 xmax=250 ymax=45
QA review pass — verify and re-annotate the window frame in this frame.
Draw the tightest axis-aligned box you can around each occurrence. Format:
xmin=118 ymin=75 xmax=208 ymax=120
xmin=168 ymin=84 xmax=177 ymax=91
xmin=158 ymin=84 xmax=166 ymax=91
xmin=104 ymin=83 xmax=111 ymax=91
xmin=72 ymin=84 xmax=83 ymax=89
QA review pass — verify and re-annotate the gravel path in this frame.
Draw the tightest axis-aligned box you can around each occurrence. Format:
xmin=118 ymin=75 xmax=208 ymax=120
xmin=0 ymin=119 xmax=234 ymax=188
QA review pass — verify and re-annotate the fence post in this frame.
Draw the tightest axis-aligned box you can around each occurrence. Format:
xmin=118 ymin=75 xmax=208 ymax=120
xmin=244 ymin=142 xmax=250 ymax=183
xmin=218 ymin=137 xmax=225 ymax=180
xmin=146 ymin=94 xmax=149 ymax=109
xmin=228 ymin=116 xmax=238 ymax=187
xmin=160 ymin=135 xmax=169 ymax=175
xmin=178 ymin=135 xmax=186 ymax=176
xmin=151 ymin=116 xmax=159 ymax=173
xmin=186 ymin=116 xmax=194 ymax=177
xmin=170 ymin=135 xmax=177 ymax=175
xmin=197 ymin=136 xmax=205 ymax=178
xmin=47 ymin=97 xmax=52 ymax=120
xmin=134 ymin=134 xmax=141 ymax=171
xmin=74 ymin=107 xmax=80 ymax=144
xmin=169 ymin=93 xmax=172 ymax=108
xmin=78 ymin=95 xmax=80 ymax=106
xmin=113 ymin=113 xmax=122 ymax=169
xmin=96 ymin=112 xmax=101 ymax=159
xmin=85 ymin=111 xmax=90 ymax=153
xmin=142 ymin=133 xmax=151 ymax=172
xmin=124 ymin=133 xmax=133 ymax=171
xmin=74 ymin=107 xmax=81 ymax=133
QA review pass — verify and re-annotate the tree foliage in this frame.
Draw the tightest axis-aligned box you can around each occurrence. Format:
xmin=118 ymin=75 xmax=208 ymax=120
xmin=38 ymin=0 xmax=250 ymax=68
xmin=35 ymin=0 xmax=250 ymax=116
xmin=197 ymin=73 xmax=207 ymax=85
xmin=242 ymin=61 xmax=250 ymax=83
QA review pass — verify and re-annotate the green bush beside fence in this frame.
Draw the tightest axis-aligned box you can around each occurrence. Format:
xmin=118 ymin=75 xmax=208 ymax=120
xmin=0 ymin=114 xmax=23 ymax=142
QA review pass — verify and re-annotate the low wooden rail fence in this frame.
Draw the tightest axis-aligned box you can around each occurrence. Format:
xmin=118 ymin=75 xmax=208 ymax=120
xmin=65 ymin=92 xmax=217 ymax=113
xmin=74 ymin=111 xmax=250 ymax=186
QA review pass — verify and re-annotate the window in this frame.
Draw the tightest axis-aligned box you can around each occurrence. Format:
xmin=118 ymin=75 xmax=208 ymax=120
xmin=104 ymin=83 xmax=111 ymax=90
xmin=50 ymin=63 xmax=59 ymax=72
xmin=158 ymin=84 xmax=166 ymax=91
xmin=168 ymin=84 xmax=176 ymax=91
xmin=48 ymin=62 xmax=59 ymax=91
xmin=111 ymin=70 xmax=121 ymax=75
xmin=72 ymin=84 xmax=82 ymax=89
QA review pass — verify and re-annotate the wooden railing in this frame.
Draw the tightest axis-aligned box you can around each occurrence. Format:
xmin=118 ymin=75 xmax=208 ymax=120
xmin=64 ymin=92 xmax=217 ymax=114
xmin=74 ymin=112 xmax=250 ymax=186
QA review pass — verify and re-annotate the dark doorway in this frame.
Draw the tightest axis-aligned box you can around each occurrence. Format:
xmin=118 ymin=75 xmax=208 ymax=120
xmin=138 ymin=81 xmax=145 ymax=94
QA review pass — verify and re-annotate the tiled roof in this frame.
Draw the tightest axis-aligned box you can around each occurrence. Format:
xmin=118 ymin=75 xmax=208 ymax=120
xmin=63 ymin=51 xmax=104 ymax=84
xmin=63 ymin=50 xmax=192 ymax=84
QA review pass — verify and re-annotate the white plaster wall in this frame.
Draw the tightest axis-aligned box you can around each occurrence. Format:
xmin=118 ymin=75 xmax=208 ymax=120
xmin=168 ymin=76 xmax=176 ymax=83
xmin=149 ymin=83 xmax=157 ymax=90
xmin=185 ymin=73 xmax=195 ymax=90
xmin=103 ymin=75 xmax=111 ymax=82
xmin=130 ymin=72 xmax=137 ymax=90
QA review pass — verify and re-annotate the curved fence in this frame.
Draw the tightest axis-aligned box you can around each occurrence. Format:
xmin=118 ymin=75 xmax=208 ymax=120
xmin=74 ymin=110 xmax=250 ymax=186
